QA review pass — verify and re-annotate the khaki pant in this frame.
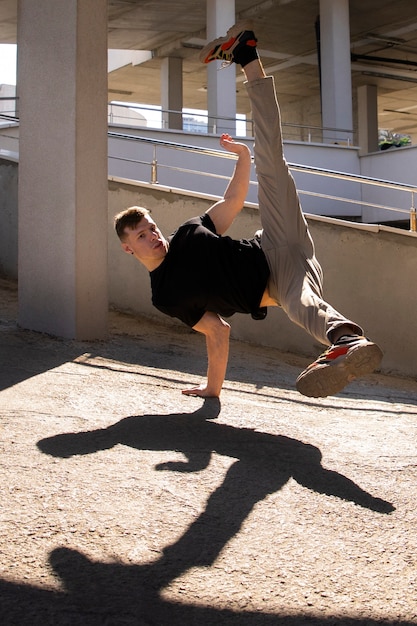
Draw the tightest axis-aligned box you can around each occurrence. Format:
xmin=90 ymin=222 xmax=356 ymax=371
xmin=246 ymin=76 xmax=361 ymax=346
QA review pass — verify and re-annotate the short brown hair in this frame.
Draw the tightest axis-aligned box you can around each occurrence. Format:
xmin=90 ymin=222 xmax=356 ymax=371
xmin=114 ymin=206 xmax=150 ymax=241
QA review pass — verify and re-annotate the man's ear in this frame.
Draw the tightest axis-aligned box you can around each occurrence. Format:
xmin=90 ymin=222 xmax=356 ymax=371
xmin=121 ymin=242 xmax=133 ymax=255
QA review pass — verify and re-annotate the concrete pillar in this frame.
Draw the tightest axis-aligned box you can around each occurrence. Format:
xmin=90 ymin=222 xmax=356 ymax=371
xmin=17 ymin=0 xmax=108 ymax=339
xmin=161 ymin=56 xmax=183 ymax=130
xmin=319 ymin=0 xmax=353 ymax=144
xmin=206 ymin=0 xmax=236 ymax=134
xmin=357 ymin=84 xmax=379 ymax=154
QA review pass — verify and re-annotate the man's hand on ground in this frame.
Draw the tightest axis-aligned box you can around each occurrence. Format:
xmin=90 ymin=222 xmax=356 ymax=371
xmin=182 ymin=384 xmax=220 ymax=398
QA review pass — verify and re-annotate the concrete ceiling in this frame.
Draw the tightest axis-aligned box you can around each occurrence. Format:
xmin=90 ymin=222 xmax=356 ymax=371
xmin=2 ymin=0 xmax=417 ymax=138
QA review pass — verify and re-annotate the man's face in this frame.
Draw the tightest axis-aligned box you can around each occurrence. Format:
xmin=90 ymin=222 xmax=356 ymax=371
xmin=121 ymin=214 xmax=168 ymax=270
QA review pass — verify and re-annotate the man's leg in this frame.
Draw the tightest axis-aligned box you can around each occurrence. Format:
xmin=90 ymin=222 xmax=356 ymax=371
xmin=244 ymin=71 xmax=384 ymax=397
xmin=245 ymin=74 xmax=362 ymax=345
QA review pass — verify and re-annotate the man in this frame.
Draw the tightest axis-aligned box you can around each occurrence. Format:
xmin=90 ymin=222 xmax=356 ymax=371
xmin=114 ymin=22 xmax=382 ymax=399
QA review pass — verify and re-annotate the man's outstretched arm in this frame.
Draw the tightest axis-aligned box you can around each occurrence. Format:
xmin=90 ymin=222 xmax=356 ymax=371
xmin=182 ymin=311 xmax=231 ymax=398
xmin=206 ymin=134 xmax=252 ymax=236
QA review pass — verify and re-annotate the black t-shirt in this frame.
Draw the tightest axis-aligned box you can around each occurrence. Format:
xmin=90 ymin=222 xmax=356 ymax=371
xmin=150 ymin=214 xmax=270 ymax=327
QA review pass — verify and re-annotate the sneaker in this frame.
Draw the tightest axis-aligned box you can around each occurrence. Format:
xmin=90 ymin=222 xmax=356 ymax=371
xmin=199 ymin=21 xmax=258 ymax=67
xmin=296 ymin=335 xmax=383 ymax=398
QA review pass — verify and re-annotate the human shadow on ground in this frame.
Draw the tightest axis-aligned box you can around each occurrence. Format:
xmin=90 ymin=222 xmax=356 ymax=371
xmin=2 ymin=404 xmax=401 ymax=624
xmin=37 ymin=403 xmax=395 ymax=593
xmin=1 ymin=560 xmax=415 ymax=626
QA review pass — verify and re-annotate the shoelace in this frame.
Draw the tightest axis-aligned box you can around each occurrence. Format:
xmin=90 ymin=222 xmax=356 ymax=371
xmin=219 ymin=60 xmax=233 ymax=69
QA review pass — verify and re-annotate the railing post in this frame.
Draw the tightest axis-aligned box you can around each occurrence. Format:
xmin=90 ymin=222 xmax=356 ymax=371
xmin=151 ymin=145 xmax=158 ymax=184
xmin=410 ymin=194 xmax=416 ymax=232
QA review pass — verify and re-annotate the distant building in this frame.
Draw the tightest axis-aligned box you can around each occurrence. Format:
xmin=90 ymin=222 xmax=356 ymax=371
xmin=108 ymin=103 xmax=147 ymax=127
xmin=183 ymin=114 xmax=207 ymax=134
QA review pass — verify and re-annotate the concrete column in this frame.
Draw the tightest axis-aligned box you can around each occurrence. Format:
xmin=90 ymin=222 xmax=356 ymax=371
xmin=319 ymin=0 xmax=353 ymax=143
xmin=206 ymin=0 xmax=236 ymax=134
xmin=357 ymin=84 xmax=379 ymax=154
xmin=17 ymin=0 xmax=108 ymax=339
xmin=161 ymin=56 xmax=183 ymax=130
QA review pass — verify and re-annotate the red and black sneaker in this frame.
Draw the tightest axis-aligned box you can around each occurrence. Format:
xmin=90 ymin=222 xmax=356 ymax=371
xmin=199 ymin=21 xmax=258 ymax=67
xmin=296 ymin=335 xmax=383 ymax=398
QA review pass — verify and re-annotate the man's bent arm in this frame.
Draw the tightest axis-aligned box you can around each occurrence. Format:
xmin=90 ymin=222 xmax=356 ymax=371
xmin=206 ymin=135 xmax=252 ymax=236
xmin=182 ymin=311 xmax=230 ymax=398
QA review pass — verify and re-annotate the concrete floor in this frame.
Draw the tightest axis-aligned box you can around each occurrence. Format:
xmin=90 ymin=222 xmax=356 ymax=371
xmin=1 ymin=277 xmax=416 ymax=625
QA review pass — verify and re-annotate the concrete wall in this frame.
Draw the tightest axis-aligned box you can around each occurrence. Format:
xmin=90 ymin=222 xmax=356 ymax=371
xmin=0 ymin=125 xmax=19 ymax=153
xmin=0 ymin=157 xmax=18 ymax=279
xmin=108 ymin=177 xmax=417 ymax=380
xmin=1 ymin=157 xmax=415 ymax=379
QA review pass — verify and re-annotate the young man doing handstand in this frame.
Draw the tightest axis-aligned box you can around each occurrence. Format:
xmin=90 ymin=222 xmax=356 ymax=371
xmin=114 ymin=22 xmax=382 ymax=399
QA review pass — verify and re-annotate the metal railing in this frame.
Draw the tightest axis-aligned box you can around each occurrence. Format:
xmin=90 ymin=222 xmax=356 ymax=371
xmin=5 ymin=100 xmax=346 ymax=143
xmin=108 ymin=101 xmax=355 ymax=144
xmin=0 ymin=113 xmax=18 ymax=123
xmin=290 ymin=162 xmax=417 ymax=230
xmin=1 ymin=113 xmax=414 ymax=230
xmin=108 ymin=131 xmax=417 ymax=232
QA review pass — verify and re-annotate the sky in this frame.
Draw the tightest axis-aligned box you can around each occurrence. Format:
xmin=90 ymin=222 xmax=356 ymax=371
xmin=0 ymin=44 xmax=17 ymax=85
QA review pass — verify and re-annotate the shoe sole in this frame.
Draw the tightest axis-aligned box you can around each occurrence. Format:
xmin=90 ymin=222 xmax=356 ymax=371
xmin=199 ymin=20 xmax=254 ymax=63
xmin=296 ymin=343 xmax=383 ymax=398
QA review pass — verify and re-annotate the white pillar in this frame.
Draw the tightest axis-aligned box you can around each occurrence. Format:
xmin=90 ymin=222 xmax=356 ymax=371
xmin=319 ymin=0 xmax=353 ymax=143
xmin=357 ymin=84 xmax=379 ymax=154
xmin=206 ymin=0 xmax=236 ymax=135
xmin=161 ymin=56 xmax=183 ymax=130
xmin=17 ymin=0 xmax=108 ymax=339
